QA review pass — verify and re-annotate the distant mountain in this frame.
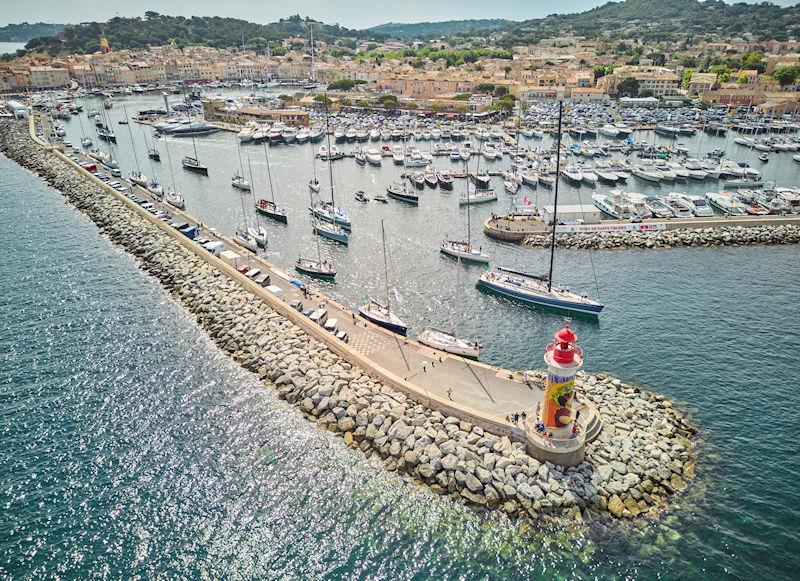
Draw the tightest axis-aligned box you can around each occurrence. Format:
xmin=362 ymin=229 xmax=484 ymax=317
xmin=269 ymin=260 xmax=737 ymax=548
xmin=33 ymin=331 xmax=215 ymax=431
xmin=0 ymin=22 xmax=66 ymax=42
xmin=367 ymin=19 xmax=510 ymax=38
xmin=22 ymin=13 xmax=379 ymax=55
xmin=497 ymin=0 xmax=800 ymax=44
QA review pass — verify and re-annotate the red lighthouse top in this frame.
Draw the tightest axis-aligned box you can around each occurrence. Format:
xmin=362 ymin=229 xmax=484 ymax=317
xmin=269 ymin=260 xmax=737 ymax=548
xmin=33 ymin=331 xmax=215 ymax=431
xmin=551 ymin=324 xmax=580 ymax=365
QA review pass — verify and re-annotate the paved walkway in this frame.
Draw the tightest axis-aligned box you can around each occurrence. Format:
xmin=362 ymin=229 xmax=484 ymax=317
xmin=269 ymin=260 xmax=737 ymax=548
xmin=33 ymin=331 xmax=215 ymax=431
xmin=42 ymin=114 xmax=544 ymax=423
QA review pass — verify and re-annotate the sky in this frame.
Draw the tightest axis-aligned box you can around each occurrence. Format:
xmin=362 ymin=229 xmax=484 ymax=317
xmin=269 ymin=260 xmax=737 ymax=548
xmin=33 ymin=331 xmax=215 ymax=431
xmin=2 ymin=0 xmax=797 ymax=29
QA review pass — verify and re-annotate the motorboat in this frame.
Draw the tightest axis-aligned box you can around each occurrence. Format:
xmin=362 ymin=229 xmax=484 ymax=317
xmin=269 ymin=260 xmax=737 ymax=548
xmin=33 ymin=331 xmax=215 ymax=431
xmin=355 ymin=191 xmax=368 ymax=203
xmin=309 ymin=177 xmax=321 ymax=192
xmin=662 ymin=193 xmax=695 ymax=218
xmin=643 ymin=195 xmax=673 ymax=218
xmin=418 ymin=328 xmax=481 ymax=359
xmin=366 ymin=148 xmax=382 ymax=166
xmin=424 ymin=168 xmax=438 ymax=188
xmin=472 ymin=172 xmax=491 ymax=190
xmin=231 ymin=175 xmax=250 ymax=191
xmin=733 ymin=190 xmax=770 ymax=215
xmin=592 ymin=191 xmax=635 ymax=219
xmin=148 ymin=147 xmax=160 ymax=162
xmin=705 ymin=191 xmax=748 ymax=215
xmin=373 ymin=193 xmax=388 ymax=203
xmin=560 ymin=165 xmax=583 ymax=183
xmin=437 ymin=171 xmax=454 ymax=190
xmin=622 ymin=192 xmax=654 ymax=219
xmin=676 ymin=193 xmax=714 ymax=217
xmin=295 ymin=128 xmax=310 ymax=143
xmin=632 ymin=166 xmax=661 ymax=182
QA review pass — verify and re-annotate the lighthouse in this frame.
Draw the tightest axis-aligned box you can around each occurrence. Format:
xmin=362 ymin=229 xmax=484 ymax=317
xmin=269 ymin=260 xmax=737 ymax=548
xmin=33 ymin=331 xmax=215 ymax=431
xmin=540 ymin=324 xmax=583 ymax=436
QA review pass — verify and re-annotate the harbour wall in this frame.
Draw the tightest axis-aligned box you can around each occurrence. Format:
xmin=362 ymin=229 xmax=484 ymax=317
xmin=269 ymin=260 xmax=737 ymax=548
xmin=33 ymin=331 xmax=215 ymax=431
xmin=0 ymin=117 xmax=697 ymax=525
xmin=522 ymin=224 xmax=800 ymax=250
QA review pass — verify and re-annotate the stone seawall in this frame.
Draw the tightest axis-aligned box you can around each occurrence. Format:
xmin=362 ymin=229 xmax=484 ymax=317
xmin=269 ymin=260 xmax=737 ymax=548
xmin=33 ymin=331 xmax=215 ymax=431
xmin=0 ymin=118 xmax=697 ymax=525
xmin=524 ymin=225 xmax=800 ymax=250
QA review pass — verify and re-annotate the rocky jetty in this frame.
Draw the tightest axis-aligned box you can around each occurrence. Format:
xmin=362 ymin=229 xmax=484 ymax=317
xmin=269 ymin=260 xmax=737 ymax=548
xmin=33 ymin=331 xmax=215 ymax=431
xmin=523 ymin=224 xmax=800 ymax=250
xmin=0 ymin=119 xmax=697 ymax=525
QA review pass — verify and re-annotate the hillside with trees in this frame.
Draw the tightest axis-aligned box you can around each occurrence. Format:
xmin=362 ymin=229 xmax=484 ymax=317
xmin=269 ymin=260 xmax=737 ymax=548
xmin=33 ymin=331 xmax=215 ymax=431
xmin=0 ymin=22 xmax=65 ymax=42
xmin=22 ymin=13 xmax=379 ymax=56
xmin=367 ymin=19 xmax=510 ymax=38
xmin=497 ymin=0 xmax=800 ymax=45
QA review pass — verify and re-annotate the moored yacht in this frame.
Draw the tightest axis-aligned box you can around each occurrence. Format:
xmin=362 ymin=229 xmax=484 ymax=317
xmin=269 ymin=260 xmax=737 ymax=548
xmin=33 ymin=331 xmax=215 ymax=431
xmin=705 ymin=191 xmax=748 ymax=215
xmin=417 ymin=328 xmax=481 ymax=359
xmin=676 ymin=193 xmax=714 ymax=217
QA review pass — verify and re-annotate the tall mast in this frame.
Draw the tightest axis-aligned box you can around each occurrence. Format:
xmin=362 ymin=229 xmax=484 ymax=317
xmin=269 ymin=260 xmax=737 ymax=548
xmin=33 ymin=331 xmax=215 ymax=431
xmin=191 ymin=134 xmax=199 ymax=161
xmin=143 ymin=127 xmax=157 ymax=183
xmin=465 ymin=158 xmax=471 ymax=247
xmin=122 ymin=104 xmax=141 ymax=174
xmin=239 ymin=155 xmax=250 ymax=231
xmin=247 ymin=155 xmax=261 ymax=228
xmin=163 ymin=134 xmax=177 ymax=192
xmin=262 ymin=141 xmax=277 ymax=205
xmin=310 ymin=23 xmax=315 ymax=82
xmin=237 ymin=139 xmax=245 ymax=177
xmin=381 ymin=219 xmax=390 ymax=314
xmin=547 ymin=100 xmax=563 ymax=293
xmin=324 ymin=97 xmax=335 ymax=206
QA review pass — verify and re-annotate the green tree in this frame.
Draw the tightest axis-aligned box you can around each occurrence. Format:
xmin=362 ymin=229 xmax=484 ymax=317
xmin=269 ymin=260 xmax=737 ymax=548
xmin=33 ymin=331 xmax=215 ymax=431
xmin=616 ymin=76 xmax=640 ymax=97
xmin=737 ymin=73 xmax=748 ymax=84
xmin=453 ymin=93 xmax=472 ymax=100
xmin=773 ymin=65 xmax=800 ymax=87
xmin=682 ymin=69 xmax=693 ymax=89
xmin=278 ymin=94 xmax=294 ymax=103
xmin=593 ymin=65 xmax=607 ymax=80
xmin=378 ymin=94 xmax=398 ymax=105
xmin=504 ymin=65 xmax=512 ymax=77
xmin=742 ymin=51 xmax=765 ymax=73
xmin=493 ymin=85 xmax=508 ymax=97
xmin=474 ymin=82 xmax=495 ymax=93
xmin=337 ymin=97 xmax=351 ymax=106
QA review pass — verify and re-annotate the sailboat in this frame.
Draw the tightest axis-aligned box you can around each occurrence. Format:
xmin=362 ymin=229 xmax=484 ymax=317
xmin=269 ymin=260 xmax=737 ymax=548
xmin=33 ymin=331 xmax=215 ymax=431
xmin=309 ymin=142 xmax=321 ymax=192
xmin=386 ymin=122 xmax=419 ymax=204
xmin=441 ymin=159 xmax=489 ymax=264
xmin=162 ymin=134 xmax=185 ymax=210
xmin=296 ymin=235 xmax=336 ymax=279
xmin=240 ymin=156 xmax=268 ymax=248
xmin=418 ymin=258 xmax=481 ymax=358
xmin=122 ymin=105 xmax=148 ymax=187
xmin=182 ymin=134 xmax=208 ymax=175
xmin=476 ymin=101 xmax=604 ymax=316
xmin=310 ymin=100 xmax=351 ymax=242
xmin=253 ymin=142 xmax=287 ymax=223
xmin=358 ymin=220 xmax=407 ymax=335
xmin=232 ymin=141 xmax=251 ymax=191
xmin=140 ymin=127 xmax=163 ymax=197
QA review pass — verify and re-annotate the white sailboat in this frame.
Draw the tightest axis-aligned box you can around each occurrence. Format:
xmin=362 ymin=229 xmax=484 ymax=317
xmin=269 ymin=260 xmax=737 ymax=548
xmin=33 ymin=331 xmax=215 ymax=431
xmin=441 ymin=160 xmax=489 ymax=264
xmin=358 ymin=220 xmax=407 ymax=335
xmin=418 ymin=257 xmax=481 ymax=358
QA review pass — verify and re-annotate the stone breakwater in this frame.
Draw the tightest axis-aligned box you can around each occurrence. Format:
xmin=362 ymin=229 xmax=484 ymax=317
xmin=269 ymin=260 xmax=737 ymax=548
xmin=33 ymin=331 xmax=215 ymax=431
xmin=0 ymin=119 xmax=697 ymax=525
xmin=523 ymin=225 xmax=800 ymax=250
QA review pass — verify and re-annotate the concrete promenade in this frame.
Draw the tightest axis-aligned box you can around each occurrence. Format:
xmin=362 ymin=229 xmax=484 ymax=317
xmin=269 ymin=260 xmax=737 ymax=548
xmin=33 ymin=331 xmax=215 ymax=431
xmin=35 ymin=113 xmax=548 ymax=432
xmin=484 ymin=213 xmax=800 ymax=242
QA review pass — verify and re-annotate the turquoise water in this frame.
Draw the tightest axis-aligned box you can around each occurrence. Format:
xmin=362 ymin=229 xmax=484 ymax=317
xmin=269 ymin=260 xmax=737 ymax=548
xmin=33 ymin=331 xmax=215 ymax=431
xmin=1 ymin=142 xmax=799 ymax=577
xmin=0 ymin=42 xmax=26 ymax=55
